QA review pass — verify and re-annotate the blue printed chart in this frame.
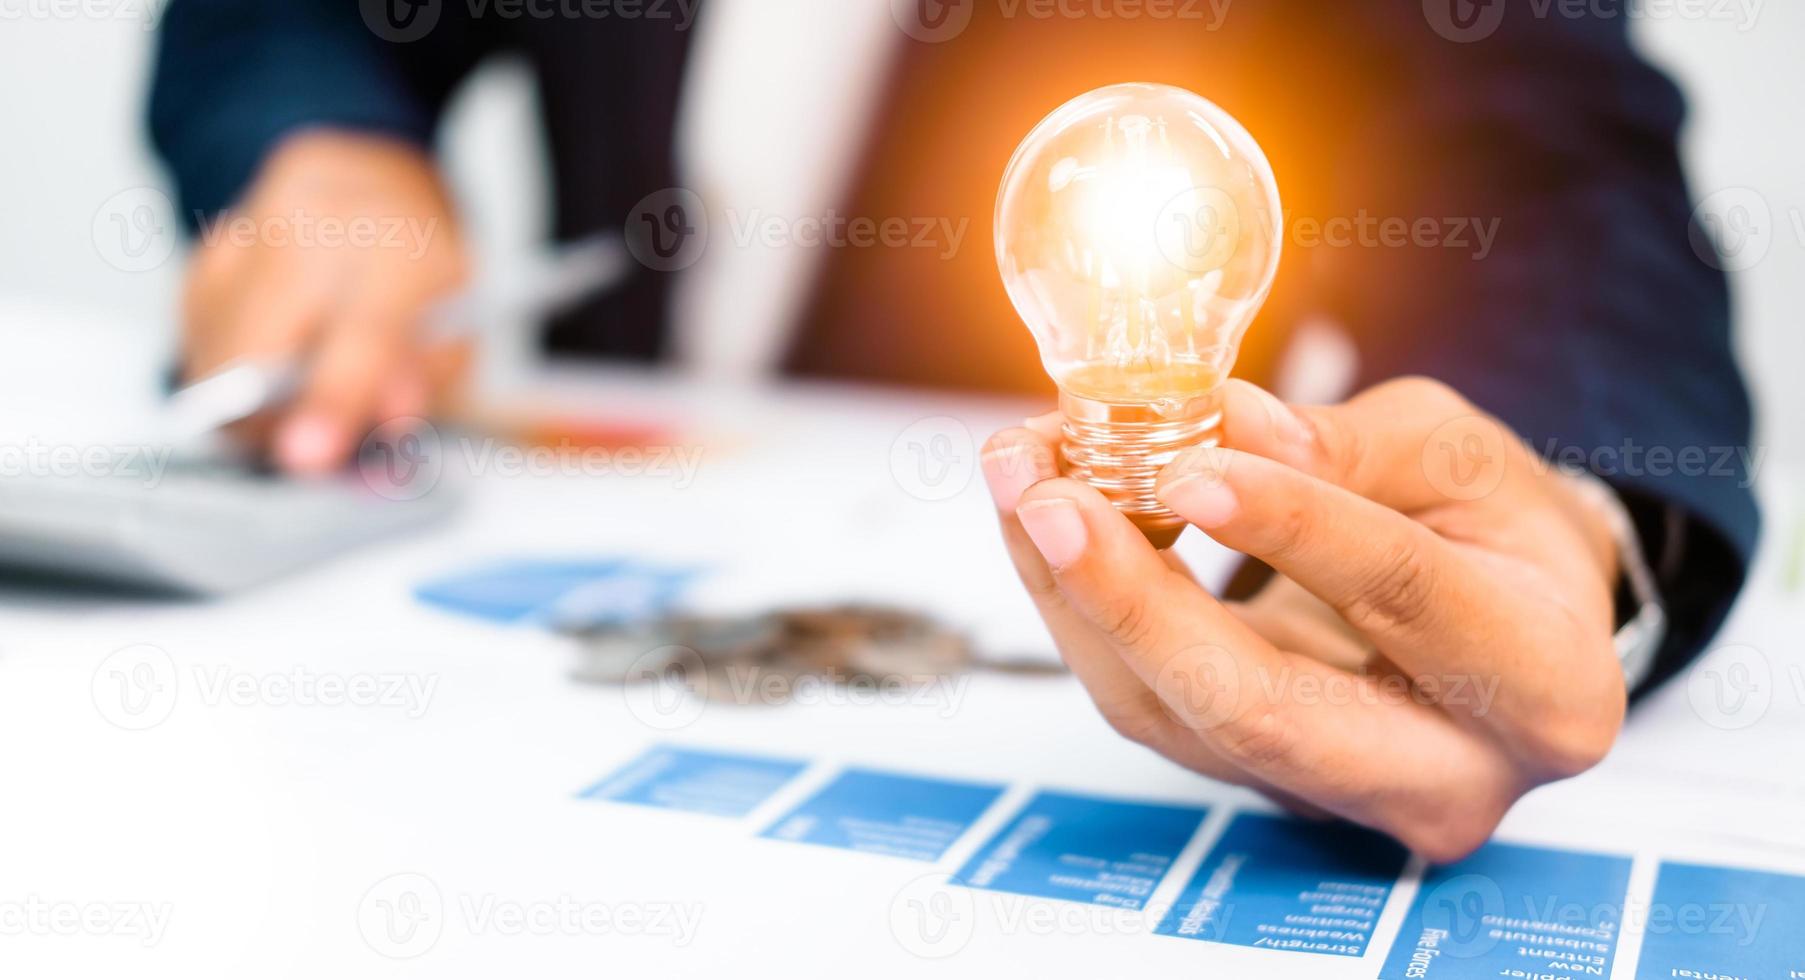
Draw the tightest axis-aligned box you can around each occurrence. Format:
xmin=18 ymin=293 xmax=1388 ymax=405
xmin=1635 ymin=861 xmax=1805 ymax=979
xmin=1154 ymin=811 xmax=1409 ymax=956
xmin=758 ymin=768 xmax=1005 ymax=861
xmin=950 ymin=790 xmax=1208 ymax=910
xmin=1378 ymin=841 xmax=1632 ymax=979
xmin=579 ymin=745 xmax=1805 ymax=972
xmin=578 ymin=745 xmax=808 ymax=817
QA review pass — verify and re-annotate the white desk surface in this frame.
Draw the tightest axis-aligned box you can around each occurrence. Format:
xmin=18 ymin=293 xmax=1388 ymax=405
xmin=1 ymin=301 xmax=1801 ymax=978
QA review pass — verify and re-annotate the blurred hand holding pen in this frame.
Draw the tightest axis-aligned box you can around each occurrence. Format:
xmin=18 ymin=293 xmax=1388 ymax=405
xmin=164 ymin=232 xmax=633 ymax=451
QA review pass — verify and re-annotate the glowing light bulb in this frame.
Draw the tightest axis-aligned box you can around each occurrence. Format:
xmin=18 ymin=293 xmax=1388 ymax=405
xmin=997 ymin=83 xmax=1283 ymax=548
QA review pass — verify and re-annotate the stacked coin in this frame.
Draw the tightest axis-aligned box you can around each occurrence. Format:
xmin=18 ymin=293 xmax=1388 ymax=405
xmin=566 ymin=604 xmax=1060 ymax=702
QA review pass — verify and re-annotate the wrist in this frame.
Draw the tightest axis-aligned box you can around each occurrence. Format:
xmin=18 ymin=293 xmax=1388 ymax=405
xmin=1559 ymin=470 xmax=1669 ymax=691
xmin=254 ymin=128 xmax=452 ymax=213
xmin=1556 ymin=469 xmax=1623 ymax=594
xmin=269 ymin=127 xmax=433 ymax=169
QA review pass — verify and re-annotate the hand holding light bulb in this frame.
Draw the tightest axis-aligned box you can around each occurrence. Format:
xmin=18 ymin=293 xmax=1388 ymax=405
xmin=984 ymin=86 xmax=1632 ymax=861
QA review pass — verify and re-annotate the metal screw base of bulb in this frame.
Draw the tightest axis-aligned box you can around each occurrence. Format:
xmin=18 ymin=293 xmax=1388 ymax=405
xmin=1058 ymin=390 xmax=1222 ymax=550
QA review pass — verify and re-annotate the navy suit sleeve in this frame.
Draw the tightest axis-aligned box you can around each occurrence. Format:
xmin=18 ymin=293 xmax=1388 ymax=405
xmin=147 ymin=0 xmax=499 ymax=224
xmin=1317 ymin=7 xmax=1758 ymax=696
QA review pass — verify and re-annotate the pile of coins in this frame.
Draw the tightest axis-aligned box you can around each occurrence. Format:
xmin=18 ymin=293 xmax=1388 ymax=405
xmin=565 ymin=604 xmax=1061 ymax=703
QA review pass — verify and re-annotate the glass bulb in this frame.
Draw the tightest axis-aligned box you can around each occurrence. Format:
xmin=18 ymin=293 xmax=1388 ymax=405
xmin=997 ymin=82 xmax=1283 ymax=547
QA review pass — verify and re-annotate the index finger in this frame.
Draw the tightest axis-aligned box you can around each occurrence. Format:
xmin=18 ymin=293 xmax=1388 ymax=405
xmin=983 ymin=427 xmax=1323 ymax=793
xmin=1013 ymin=477 xmax=1525 ymax=857
xmin=274 ymin=305 xmax=410 ymax=474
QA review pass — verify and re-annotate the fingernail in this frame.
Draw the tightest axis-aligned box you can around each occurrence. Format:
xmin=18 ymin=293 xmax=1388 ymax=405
xmin=1252 ymin=386 xmax=1311 ymax=446
xmin=276 ymin=414 xmax=344 ymax=474
xmin=1159 ymin=471 xmax=1240 ymax=529
xmin=982 ymin=444 xmax=1047 ymax=512
xmin=1016 ymin=498 xmax=1088 ymax=570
